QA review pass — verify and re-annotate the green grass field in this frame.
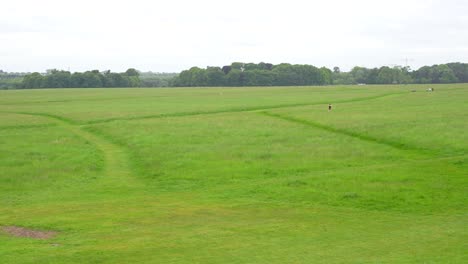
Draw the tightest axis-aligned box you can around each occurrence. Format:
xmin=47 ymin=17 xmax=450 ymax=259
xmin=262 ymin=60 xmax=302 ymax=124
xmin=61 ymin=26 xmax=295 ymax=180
xmin=1 ymin=84 xmax=467 ymax=263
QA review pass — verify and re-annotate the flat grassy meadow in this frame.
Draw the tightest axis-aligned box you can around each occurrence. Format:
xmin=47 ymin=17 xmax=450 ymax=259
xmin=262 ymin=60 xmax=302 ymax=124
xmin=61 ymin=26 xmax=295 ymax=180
xmin=0 ymin=84 xmax=467 ymax=263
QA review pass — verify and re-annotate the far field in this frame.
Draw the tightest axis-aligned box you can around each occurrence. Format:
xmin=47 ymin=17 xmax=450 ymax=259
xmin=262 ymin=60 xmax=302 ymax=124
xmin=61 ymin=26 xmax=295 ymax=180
xmin=0 ymin=84 xmax=467 ymax=263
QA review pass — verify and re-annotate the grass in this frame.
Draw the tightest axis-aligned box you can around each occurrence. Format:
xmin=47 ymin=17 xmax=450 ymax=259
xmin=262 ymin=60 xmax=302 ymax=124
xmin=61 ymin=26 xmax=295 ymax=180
xmin=0 ymin=84 xmax=467 ymax=263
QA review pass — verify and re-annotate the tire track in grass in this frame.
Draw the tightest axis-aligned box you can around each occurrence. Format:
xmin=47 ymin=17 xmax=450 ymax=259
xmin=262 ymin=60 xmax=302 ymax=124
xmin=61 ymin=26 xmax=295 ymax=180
xmin=0 ymin=92 xmax=406 ymax=189
xmin=0 ymin=94 xmax=170 ymax=106
xmin=259 ymin=111 xmax=431 ymax=154
xmin=84 ymin=92 xmax=406 ymax=125
xmin=1 ymin=92 xmax=405 ymax=125
xmin=9 ymin=112 xmax=138 ymax=191
xmin=0 ymin=123 xmax=57 ymax=131
xmin=257 ymin=153 xmax=468 ymax=186
xmin=2 ymin=111 xmax=79 ymax=124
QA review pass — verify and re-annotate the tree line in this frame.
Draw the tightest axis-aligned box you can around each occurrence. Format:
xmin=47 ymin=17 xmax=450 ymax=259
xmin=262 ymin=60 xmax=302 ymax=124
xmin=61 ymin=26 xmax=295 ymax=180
xmin=1 ymin=62 xmax=467 ymax=89
xmin=139 ymin=72 xmax=179 ymax=87
xmin=172 ymin=62 xmax=468 ymax=87
xmin=333 ymin=62 xmax=467 ymax=85
xmin=0 ymin=70 xmax=26 ymax=89
xmin=172 ymin=62 xmax=332 ymax=87
xmin=20 ymin=69 xmax=141 ymax=89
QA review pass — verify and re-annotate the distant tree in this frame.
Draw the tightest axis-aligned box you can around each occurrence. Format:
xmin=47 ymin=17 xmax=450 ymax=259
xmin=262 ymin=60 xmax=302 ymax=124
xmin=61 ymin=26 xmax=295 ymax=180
xmin=320 ymin=67 xmax=333 ymax=85
xmin=174 ymin=69 xmax=193 ymax=86
xmin=412 ymin=65 xmax=432 ymax=83
xmin=411 ymin=64 xmax=458 ymax=84
xmin=221 ymin=66 xmax=232 ymax=75
xmin=258 ymin=62 xmax=273 ymax=71
xmin=226 ymin=69 xmax=242 ymax=86
xmin=190 ymin=67 xmax=207 ymax=86
xmin=82 ymin=71 xmax=103 ymax=87
xmin=71 ymin=72 xmax=84 ymax=87
xmin=104 ymin=72 xmax=126 ymax=87
xmin=205 ymin=67 xmax=226 ymax=86
xmin=128 ymin=76 xmax=141 ymax=87
xmin=350 ymin=66 xmax=370 ymax=84
xmin=42 ymin=70 xmax=71 ymax=88
xmin=447 ymin=62 xmax=468 ymax=82
xmin=397 ymin=66 xmax=413 ymax=84
xmin=125 ymin=68 xmax=139 ymax=77
xmin=139 ymin=72 xmax=178 ymax=87
xmin=366 ymin=68 xmax=379 ymax=84
xmin=376 ymin=66 xmax=395 ymax=84
xmin=22 ymin=72 xmax=44 ymax=89
xmin=243 ymin=70 xmax=276 ymax=86
xmin=244 ymin=63 xmax=262 ymax=71
xmin=434 ymin=65 xmax=458 ymax=83
xmin=332 ymin=72 xmax=355 ymax=85
xmin=230 ymin=62 xmax=244 ymax=71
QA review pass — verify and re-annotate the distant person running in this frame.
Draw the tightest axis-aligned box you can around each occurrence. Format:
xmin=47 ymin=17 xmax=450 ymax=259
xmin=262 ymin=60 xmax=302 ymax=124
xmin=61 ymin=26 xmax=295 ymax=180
xmin=328 ymin=104 xmax=332 ymax=112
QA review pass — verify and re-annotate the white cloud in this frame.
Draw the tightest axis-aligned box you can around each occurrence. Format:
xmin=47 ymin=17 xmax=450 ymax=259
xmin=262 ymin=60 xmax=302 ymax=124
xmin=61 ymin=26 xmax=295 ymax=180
xmin=1 ymin=0 xmax=467 ymax=72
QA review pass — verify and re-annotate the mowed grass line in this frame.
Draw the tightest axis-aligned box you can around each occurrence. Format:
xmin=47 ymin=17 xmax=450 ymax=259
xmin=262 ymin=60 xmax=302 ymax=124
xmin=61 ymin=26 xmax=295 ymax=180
xmin=11 ymin=112 xmax=138 ymax=190
xmin=259 ymin=111 xmax=430 ymax=155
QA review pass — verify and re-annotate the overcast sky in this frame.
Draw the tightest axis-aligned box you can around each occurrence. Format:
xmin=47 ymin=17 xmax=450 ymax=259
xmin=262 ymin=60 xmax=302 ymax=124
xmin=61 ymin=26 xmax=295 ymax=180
xmin=1 ymin=0 xmax=467 ymax=73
